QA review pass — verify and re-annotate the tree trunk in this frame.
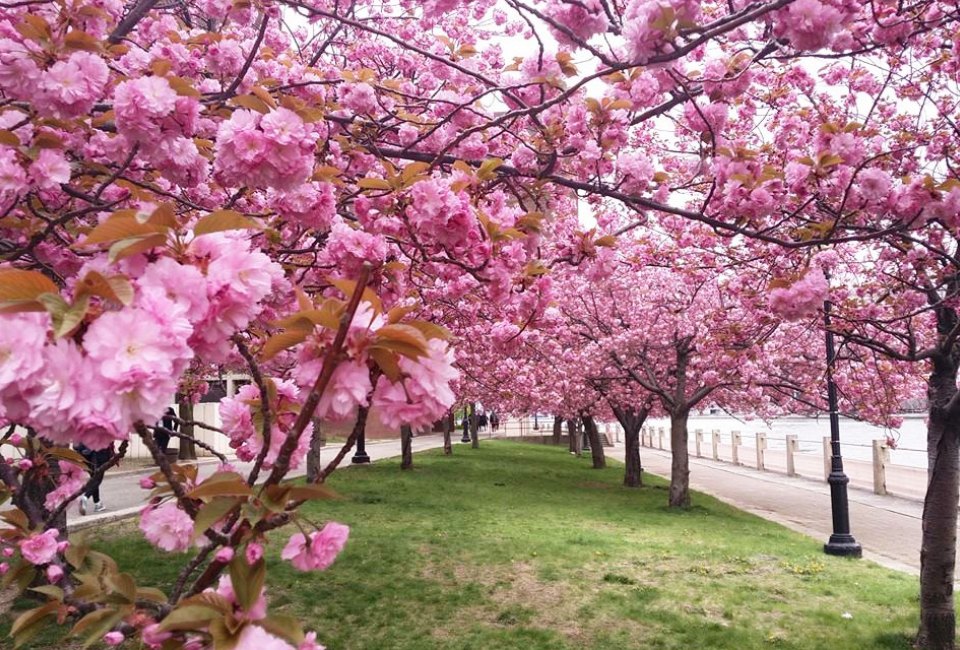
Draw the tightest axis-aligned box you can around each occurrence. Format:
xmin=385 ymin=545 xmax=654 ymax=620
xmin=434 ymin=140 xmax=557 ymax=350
xmin=582 ymin=415 xmax=605 ymax=469
xmin=443 ymin=410 xmax=453 ymax=455
xmin=917 ymin=355 xmax=960 ymax=649
xmin=552 ymin=416 xmax=562 ymax=445
xmin=567 ymin=419 xmax=576 ymax=453
xmin=177 ymin=398 xmax=196 ymax=461
xmin=469 ymin=403 xmax=479 ymax=449
xmin=306 ymin=419 xmax=323 ymax=483
xmin=668 ymin=409 xmax=691 ymax=508
xmin=401 ymin=425 xmax=413 ymax=470
xmin=613 ymin=406 xmax=648 ymax=488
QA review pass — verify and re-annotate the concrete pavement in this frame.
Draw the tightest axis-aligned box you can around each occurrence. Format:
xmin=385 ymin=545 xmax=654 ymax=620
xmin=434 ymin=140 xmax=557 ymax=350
xmin=68 ymin=434 xmax=450 ymax=531
xmin=607 ymin=444 xmax=927 ymax=575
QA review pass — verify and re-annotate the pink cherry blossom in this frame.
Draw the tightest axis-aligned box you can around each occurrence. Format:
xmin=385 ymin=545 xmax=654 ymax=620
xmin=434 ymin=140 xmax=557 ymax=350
xmin=46 ymin=564 xmax=63 ymax=583
xmin=39 ymin=52 xmax=109 ymax=118
xmin=281 ymin=522 xmax=349 ymax=572
xmin=103 ymin=631 xmax=124 ymax=646
xmin=19 ymin=529 xmax=59 ymax=565
xmin=373 ymin=339 xmax=459 ymax=430
xmin=234 ymin=624 xmax=294 ymax=650
xmin=139 ymin=502 xmax=193 ymax=552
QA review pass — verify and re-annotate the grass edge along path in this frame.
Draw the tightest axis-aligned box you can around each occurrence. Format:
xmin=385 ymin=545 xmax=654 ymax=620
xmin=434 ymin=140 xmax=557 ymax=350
xmin=5 ymin=441 xmax=921 ymax=649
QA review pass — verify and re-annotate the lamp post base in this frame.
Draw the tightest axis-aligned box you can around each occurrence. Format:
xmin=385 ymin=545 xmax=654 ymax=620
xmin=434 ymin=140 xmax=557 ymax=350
xmin=824 ymin=535 xmax=862 ymax=558
xmin=460 ymin=434 xmax=470 ymax=443
xmin=351 ymin=451 xmax=371 ymax=464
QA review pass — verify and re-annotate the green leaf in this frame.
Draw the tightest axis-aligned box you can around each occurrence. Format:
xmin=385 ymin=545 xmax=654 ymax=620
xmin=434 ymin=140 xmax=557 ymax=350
xmin=37 ymin=293 xmax=89 ymax=338
xmin=74 ymin=271 xmax=134 ymax=305
xmin=187 ymin=472 xmax=253 ymax=500
xmin=81 ymin=216 xmax=163 ymax=246
xmin=261 ymin=327 xmax=311 ymax=361
xmin=406 ymin=320 xmax=452 ymax=341
xmin=158 ymin=604 xmax=223 ymax=632
xmin=285 ymin=483 xmax=339 ymax=501
xmin=194 ymin=210 xmax=261 ymax=236
xmin=229 ymin=557 xmax=265 ymax=612
xmin=0 ymin=269 xmax=58 ymax=310
xmin=258 ymin=615 xmax=306 ymax=645
xmin=374 ymin=324 xmax=429 ymax=358
xmin=108 ymin=233 xmax=168 ymax=262
xmin=369 ymin=347 xmax=402 ymax=382
xmin=192 ymin=497 xmax=242 ymax=541
xmin=29 ymin=585 xmax=63 ymax=601
xmin=11 ymin=601 xmax=58 ymax=641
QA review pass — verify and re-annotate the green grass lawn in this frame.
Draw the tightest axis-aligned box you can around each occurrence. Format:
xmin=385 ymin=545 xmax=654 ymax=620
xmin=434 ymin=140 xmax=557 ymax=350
xmin=5 ymin=441 xmax=920 ymax=649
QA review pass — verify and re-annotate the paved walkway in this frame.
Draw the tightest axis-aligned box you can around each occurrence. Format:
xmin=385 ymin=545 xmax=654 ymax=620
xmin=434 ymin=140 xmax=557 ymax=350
xmin=605 ymin=444 xmax=926 ymax=575
xmin=69 ymin=434 xmax=450 ymax=531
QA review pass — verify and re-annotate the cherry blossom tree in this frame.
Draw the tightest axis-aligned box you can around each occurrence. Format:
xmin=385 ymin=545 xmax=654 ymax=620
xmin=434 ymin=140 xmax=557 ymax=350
xmin=1 ymin=0 xmax=959 ymax=647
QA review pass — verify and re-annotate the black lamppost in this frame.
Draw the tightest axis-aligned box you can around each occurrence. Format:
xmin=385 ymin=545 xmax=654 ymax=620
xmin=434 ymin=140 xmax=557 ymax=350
xmin=351 ymin=428 xmax=370 ymax=464
xmin=461 ymin=405 xmax=471 ymax=442
xmin=822 ymin=298 xmax=862 ymax=558
xmin=534 ymin=412 xmax=539 ymax=430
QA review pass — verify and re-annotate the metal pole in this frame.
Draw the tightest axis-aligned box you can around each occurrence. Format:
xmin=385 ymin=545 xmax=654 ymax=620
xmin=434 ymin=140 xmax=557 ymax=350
xmin=822 ymin=298 xmax=862 ymax=558
xmin=351 ymin=427 xmax=370 ymax=464
xmin=461 ymin=405 xmax=471 ymax=442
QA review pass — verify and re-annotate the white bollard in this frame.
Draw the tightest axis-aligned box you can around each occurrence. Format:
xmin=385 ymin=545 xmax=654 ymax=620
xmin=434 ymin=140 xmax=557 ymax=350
xmin=785 ymin=434 xmax=798 ymax=477
xmin=873 ymin=439 xmax=889 ymax=495
xmin=731 ymin=431 xmax=742 ymax=466
xmin=695 ymin=429 xmax=704 ymax=458
xmin=711 ymin=430 xmax=720 ymax=461
xmin=756 ymin=433 xmax=767 ymax=471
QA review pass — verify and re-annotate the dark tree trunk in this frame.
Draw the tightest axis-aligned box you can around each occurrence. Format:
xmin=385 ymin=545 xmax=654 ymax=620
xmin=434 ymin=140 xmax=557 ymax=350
xmin=917 ymin=352 xmax=960 ymax=650
xmin=469 ymin=403 xmax=479 ymax=449
xmin=668 ymin=409 xmax=691 ymax=508
xmin=613 ymin=406 xmax=649 ymax=488
xmin=552 ymin=416 xmax=562 ymax=445
xmin=566 ymin=419 xmax=581 ymax=456
xmin=443 ymin=410 xmax=453 ymax=455
xmin=582 ymin=415 xmax=605 ymax=469
xmin=306 ymin=419 xmax=323 ymax=483
xmin=177 ymin=397 xmax=196 ymax=460
xmin=21 ymin=461 xmax=65 ymax=535
xmin=401 ymin=425 xmax=414 ymax=470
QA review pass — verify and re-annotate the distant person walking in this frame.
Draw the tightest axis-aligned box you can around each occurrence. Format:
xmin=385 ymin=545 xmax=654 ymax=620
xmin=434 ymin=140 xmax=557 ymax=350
xmin=490 ymin=412 xmax=499 ymax=432
xmin=155 ymin=407 xmax=179 ymax=453
xmin=75 ymin=443 xmax=114 ymax=515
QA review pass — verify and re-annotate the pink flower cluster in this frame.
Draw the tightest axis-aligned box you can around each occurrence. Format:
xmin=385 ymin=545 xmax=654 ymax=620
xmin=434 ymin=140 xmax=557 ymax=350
xmin=320 ymin=220 xmax=389 ymax=278
xmin=0 ymin=236 xmax=283 ymax=449
xmin=281 ymin=522 xmax=349 ymax=572
xmin=773 ymin=0 xmax=844 ymax=51
xmin=44 ymin=460 xmax=89 ymax=511
xmin=622 ymin=0 xmax=699 ymax=63
xmin=406 ymin=179 xmax=480 ymax=251
xmin=187 ymin=233 xmax=286 ymax=363
xmin=19 ymin=529 xmax=61 ymax=565
xmin=113 ymin=77 xmax=207 ymax=186
xmin=0 ymin=47 xmax=109 ymax=118
xmin=543 ymin=0 xmax=608 ymax=47
xmin=768 ymin=268 xmax=829 ymax=321
xmin=139 ymin=502 xmax=193 ymax=552
xmin=372 ymin=338 xmax=459 ymax=430
xmin=214 ymin=108 xmax=317 ymax=191
xmin=219 ymin=380 xmax=312 ymax=469
xmin=271 ymin=181 xmax=337 ymax=231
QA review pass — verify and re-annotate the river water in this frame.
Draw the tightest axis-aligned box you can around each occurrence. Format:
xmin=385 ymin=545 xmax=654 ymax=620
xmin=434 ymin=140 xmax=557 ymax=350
xmin=642 ymin=414 xmax=929 ymax=470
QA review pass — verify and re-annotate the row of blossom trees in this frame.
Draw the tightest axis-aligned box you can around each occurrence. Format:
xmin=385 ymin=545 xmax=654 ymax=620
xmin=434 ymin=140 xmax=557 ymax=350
xmin=2 ymin=0 xmax=960 ymax=647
